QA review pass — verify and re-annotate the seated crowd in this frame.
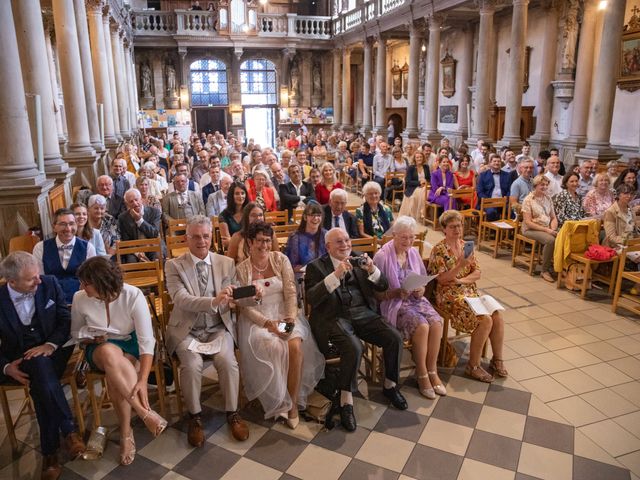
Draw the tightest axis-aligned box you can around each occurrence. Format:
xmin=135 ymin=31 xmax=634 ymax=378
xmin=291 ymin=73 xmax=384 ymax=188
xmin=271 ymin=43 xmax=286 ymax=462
xmin=4 ymin=127 xmax=640 ymax=480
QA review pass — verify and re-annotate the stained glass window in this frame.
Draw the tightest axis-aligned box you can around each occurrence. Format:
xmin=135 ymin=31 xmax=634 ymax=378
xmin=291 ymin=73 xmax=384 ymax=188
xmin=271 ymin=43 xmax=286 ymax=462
xmin=240 ymin=59 xmax=277 ymax=105
xmin=190 ymin=59 xmax=228 ymax=106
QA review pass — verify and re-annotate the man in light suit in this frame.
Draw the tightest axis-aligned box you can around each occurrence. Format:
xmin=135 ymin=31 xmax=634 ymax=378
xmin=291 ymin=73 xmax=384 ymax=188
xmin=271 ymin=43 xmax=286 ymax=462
xmin=165 ymin=215 xmax=249 ymax=447
xmin=206 ymin=176 xmax=232 ymax=217
xmin=118 ymin=189 xmax=163 ymax=263
xmin=161 ymin=173 xmax=206 ymax=225
xmin=322 ymin=188 xmax=360 ymax=238
xmin=0 ymin=252 xmax=85 ymax=480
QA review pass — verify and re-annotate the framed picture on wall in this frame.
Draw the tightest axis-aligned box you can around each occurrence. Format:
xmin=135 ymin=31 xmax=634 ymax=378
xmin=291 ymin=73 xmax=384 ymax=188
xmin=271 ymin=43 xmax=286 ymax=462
xmin=441 ymin=53 xmax=456 ymax=98
xmin=439 ymin=105 xmax=458 ymax=124
xmin=391 ymin=62 xmax=402 ymax=100
xmin=618 ymin=16 xmax=640 ymax=92
xmin=401 ymin=62 xmax=409 ymax=99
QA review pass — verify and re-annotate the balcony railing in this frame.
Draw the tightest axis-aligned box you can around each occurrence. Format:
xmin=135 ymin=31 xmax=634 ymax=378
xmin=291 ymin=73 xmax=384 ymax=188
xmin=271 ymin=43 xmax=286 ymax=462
xmin=332 ymin=0 xmax=409 ymax=35
xmin=132 ymin=10 xmax=331 ymax=40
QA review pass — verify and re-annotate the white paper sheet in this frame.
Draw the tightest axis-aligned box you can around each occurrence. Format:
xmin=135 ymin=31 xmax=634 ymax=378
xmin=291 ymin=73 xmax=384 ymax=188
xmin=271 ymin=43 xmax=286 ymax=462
xmin=401 ymin=272 xmax=438 ymax=291
xmin=188 ymin=336 xmax=223 ymax=355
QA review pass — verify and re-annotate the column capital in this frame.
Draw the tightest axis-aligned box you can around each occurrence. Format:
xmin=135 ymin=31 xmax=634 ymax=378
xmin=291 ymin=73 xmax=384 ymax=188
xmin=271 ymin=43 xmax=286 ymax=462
xmin=512 ymin=0 xmax=530 ymax=6
xmin=475 ymin=0 xmax=497 ymax=14
xmin=86 ymin=0 xmax=105 ymax=14
xmin=425 ymin=13 xmax=446 ymax=30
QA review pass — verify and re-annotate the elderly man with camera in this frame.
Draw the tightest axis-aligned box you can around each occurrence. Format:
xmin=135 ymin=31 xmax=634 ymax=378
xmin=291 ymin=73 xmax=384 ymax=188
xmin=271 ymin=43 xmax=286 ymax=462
xmin=305 ymin=228 xmax=406 ymax=432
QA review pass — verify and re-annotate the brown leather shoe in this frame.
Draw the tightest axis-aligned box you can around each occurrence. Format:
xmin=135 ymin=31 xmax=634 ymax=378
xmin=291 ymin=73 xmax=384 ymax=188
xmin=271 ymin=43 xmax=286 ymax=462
xmin=227 ymin=412 xmax=249 ymax=442
xmin=64 ymin=431 xmax=86 ymax=459
xmin=187 ymin=416 xmax=205 ymax=447
xmin=41 ymin=454 xmax=61 ymax=480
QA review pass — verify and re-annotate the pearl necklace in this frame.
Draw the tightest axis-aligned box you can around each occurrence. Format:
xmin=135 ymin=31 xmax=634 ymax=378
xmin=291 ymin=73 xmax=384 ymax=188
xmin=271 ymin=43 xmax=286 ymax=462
xmin=251 ymin=259 xmax=269 ymax=278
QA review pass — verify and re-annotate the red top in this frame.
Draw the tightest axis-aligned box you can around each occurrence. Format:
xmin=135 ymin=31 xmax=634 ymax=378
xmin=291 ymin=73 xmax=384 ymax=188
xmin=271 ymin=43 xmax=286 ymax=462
xmin=315 ymin=182 xmax=344 ymax=205
xmin=286 ymin=138 xmax=300 ymax=150
xmin=246 ymin=179 xmax=278 ymax=212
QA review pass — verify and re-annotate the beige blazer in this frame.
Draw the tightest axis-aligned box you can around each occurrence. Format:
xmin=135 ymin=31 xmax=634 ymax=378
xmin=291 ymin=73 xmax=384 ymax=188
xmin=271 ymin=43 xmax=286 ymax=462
xmin=161 ymin=191 xmax=206 ymax=223
xmin=165 ymin=251 xmax=237 ymax=354
xmin=603 ymin=202 xmax=640 ymax=248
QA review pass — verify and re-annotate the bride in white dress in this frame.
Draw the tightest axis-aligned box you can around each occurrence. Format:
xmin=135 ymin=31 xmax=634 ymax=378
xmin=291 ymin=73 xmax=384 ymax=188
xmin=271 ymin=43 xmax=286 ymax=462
xmin=236 ymin=221 xmax=324 ymax=428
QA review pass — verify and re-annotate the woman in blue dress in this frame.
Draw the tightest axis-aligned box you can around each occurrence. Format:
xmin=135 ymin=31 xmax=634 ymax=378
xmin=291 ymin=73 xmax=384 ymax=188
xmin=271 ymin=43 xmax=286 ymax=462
xmin=285 ymin=202 xmax=327 ymax=276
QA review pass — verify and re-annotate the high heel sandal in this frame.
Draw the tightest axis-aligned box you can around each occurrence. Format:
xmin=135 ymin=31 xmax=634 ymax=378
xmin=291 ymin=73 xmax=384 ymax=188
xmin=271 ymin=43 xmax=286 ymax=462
xmin=427 ymin=371 xmax=447 ymax=396
xmin=142 ymin=409 xmax=168 ymax=437
xmin=286 ymin=415 xmax=299 ymax=430
xmin=464 ymin=364 xmax=494 ymax=383
xmin=119 ymin=433 xmax=136 ymax=466
xmin=417 ymin=374 xmax=436 ymax=399
xmin=490 ymin=358 xmax=509 ymax=378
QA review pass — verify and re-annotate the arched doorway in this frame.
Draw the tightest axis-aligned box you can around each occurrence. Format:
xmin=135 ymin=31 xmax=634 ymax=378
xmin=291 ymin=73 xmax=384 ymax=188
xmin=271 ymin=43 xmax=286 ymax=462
xmin=387 ymin=113 xmax=403 ymax=142
xmin=189 ymin=59 xmax=229 ymax=134
xmin=240 ymin=58 xmax=277 ymax=148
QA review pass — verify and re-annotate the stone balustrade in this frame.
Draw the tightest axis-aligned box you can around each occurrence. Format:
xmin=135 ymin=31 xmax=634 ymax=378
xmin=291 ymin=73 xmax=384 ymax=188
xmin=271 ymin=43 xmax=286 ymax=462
xmin=332 ymin=0 xmax=409 ymax=35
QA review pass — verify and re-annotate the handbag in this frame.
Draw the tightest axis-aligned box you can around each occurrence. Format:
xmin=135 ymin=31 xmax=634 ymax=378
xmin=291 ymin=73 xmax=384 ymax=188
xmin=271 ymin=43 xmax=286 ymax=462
xmin=564 ymin=262 xmax=589 ymax=291
xmin=302 ymin=390 xmax=333 ymax=424
xmin=584 ymin=244 xmax=617 ymax=261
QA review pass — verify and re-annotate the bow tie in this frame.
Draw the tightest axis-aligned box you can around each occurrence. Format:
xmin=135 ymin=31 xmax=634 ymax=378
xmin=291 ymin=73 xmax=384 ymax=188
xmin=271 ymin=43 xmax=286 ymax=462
xmin=16 ymin=292 xmax=35 ymax=301
xmin=58 ymin=244 xmax=74 ymax=251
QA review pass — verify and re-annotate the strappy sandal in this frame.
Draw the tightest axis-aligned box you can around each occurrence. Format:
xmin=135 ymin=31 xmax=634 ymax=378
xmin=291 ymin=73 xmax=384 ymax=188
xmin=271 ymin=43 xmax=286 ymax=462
xmin=428 ymin=371 xmax=447 ymax=396
xmin=490 ymin=358 xmax=509 ymax=378
xmin=465 ymin=364 xmax=494 ymax=383
xmin=142 ymin=409 xmax=168 ymax=437
xmin=417 ymin=373 xmax=435 ymax=399
xmin=119 ymin=432 xmax=136 ymax=465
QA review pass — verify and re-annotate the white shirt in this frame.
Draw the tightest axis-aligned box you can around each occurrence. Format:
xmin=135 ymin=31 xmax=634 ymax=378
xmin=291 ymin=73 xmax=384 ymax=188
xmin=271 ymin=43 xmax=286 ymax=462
xmin=168 ymin=181 xmax=201 ymax=193
xmin=545 ymin=171 xmax=563 ymax=198
xmin=199 ymin=170 xmax=232 ymax=188
xmin=323 ymin=255 xmax=381 ymax=293
xmin=32 ymin=237 xmax=97 ymax=275
xmin=330 ymin=212 xmax=346 ymax=232
xmin=491 ymin=172 xmax=502 ymax=198
xmin=7 ymin=284 xmax=36 ymax=326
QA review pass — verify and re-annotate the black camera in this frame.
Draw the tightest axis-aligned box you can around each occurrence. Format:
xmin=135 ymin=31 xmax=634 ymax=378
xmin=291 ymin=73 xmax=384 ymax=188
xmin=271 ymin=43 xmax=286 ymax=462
xmin=349 ymin=255 xmax=368 ymax=268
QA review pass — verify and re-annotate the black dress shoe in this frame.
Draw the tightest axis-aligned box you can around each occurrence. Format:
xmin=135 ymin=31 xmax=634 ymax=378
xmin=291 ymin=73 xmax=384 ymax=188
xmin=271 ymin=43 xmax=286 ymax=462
xmin=340 ymin=404 xmax=357 ymax=432
xmin=383 ymin=387 xmax=408 ymax=410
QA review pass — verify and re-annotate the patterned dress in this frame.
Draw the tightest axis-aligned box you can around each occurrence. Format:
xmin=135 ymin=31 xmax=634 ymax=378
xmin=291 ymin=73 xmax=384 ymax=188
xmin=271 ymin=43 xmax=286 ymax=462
xmin=428 ymin=240 xmax=482 ymax=333
xmin=395 ymin=265 xmax=442 ymax=340
xmin=355 ymin=203 xmax=394 ymax=239
xmin=553 ymin=189 xmax=585 ymax=227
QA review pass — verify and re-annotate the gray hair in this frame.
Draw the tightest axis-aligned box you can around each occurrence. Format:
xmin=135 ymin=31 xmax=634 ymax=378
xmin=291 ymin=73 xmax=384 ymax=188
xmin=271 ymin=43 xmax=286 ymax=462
xmin=88 ymin=194 xmax=107 ymax=208
xmin=186 ymin=215 xmax=212 ymax=233
xmin=392 ymin=216 xmax=417 ymax=234
xmin=96 ymin=175 xmax=113 ymax=185
xmin=124 ymin=188 xmax=141 ymax=202
xmin=0 ymin=251 xmax=39 ymax=281
xmin=329 ymin=188 xmax=348 ymax=201
xmin=362 ymin=181 xmax=382 ymax=196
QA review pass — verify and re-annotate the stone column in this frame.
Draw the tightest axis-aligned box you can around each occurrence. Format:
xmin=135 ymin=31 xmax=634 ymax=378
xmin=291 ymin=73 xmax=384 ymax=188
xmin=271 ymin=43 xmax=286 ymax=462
xmin=111 ymin=26 xmax=130 ymax=138
xmin=456 ymin=27 xmax=474 ymax=142
xmin=469 ymin=0 xmax=495 ymax=144
xmin=499 ymin=0 xmax=529 ymax=148
xmin=332 ymin=49 xmax=341 ymax=130
xmin=403 ymin=23 xmax=421 ymax=139
xmin=12 ymin=0 xmax=72 ymax=185
xmin=73 ymin=0 xmax=104 ymax=152
xmin=0 ymin=0 xmax=54 ymax=253
xmin=373 ymin=36 xmax=387 ymax=135
xmin=42 ymin=12 xmax=67 ymax=151
xmin=361 ymin=37 xmax=373 ymax=135
xmin=103 ymin=10 xmax=122 ymax=141
xmin=565 ymin=0 xmax=598 ymax=149
xmin=124 ymin=42 xmax=138 ymax=137
xmin=341 ymin=46 xmax=352 ymax=131
xmin=576 ymin=0 xmax=625 ymax=164
xmin=528 ymin=1 xmax=558 ymax=152
xmin=87 ymin=0 xmax=118 ymax=149
xmin=421 ymin=14 xmax=443 ymax=144
xmin=52 ymin=0 xmax=98 ymax=185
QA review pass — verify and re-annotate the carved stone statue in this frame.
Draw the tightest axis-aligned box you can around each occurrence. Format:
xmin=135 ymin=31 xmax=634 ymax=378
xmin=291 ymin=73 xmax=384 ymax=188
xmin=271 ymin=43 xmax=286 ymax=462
xmin=561 ymin=0 xmax=579 ymax=71
xmin=312 ymin=60 xmax=322 ymax=97
xmin=418 ymin=51 xmax=426 ymax=94
xmin=166 ymin=64 xmax=177 ymax=96
xmin=141 ymin=63 xmax=152 ymax=97
xmin=290 ymin=58 xmax=300 ymax=105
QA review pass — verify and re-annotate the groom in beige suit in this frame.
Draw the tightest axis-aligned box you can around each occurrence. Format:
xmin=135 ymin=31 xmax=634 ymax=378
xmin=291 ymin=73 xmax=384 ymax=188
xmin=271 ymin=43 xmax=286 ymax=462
xmin=165 ymin=215 xmax=249 ymax=447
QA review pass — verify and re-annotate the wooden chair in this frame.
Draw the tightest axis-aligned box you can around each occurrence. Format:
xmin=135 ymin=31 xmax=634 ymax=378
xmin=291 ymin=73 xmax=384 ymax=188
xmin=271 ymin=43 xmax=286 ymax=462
xmin=115 ymin=237 xmax=163 ymax=265
xmin=166 ymin=234 xmax=188 ymax=259
xmin=265 ymin=210 xmax=288 ymax=225
xmin=449 ymin=188 xmax=482 ymax=239
xmin=9 ymin=234 xmax=40 ymax=253
xmin=273 ymin=224 xmax=299 ymax=251
xmin=378 ymin=231 xmax=426 ymax=257
xmin=356 ymin=167 xmax=373 ymax=195
xmin=612 ymin=242 xmax=640 ymax=315
xmin=346 ymin=205 xmax=358 ymax=216
xmin=350 ymin=236 xmax=378 ymax=256
xmin=511 ymin=222 xmax=542 ymax=276
xmin=478 ymin=197 xmax=516 ymax=258
xmin=167 ymin=218 xmax=188 ymax=237
xmin=292 ymin=208 xmax=305 ymax=225
xmin=384 ymin=172 xmax=405 ymax=212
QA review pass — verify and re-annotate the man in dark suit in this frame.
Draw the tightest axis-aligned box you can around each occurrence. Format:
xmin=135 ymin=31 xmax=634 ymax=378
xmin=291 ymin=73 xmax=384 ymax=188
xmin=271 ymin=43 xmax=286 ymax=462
xmin=322 ymin=188 xmax=359 ymax=238
xmin=279 ymin=164 xmax=315 ymax=221
xmin=0 ymin=252 xmax=85 ymax=480
xmin=476 ymin=154 xmax=512 ymax=220
xmin=118 ymin=189 xmax=163 ymax=262
xmin=96 ymin=175 xmax=127 ymax=219
xmin=305 ymin=228 xmax=406 ymax=432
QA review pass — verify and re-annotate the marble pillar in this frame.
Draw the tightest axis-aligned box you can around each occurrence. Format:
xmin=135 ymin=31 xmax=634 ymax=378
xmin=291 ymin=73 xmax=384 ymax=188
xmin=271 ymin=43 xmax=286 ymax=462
xmin=576 ymin=0 xmax=625 ymax=164
xmin=73 ymin=0 xmax=104 ymax=152
xmin=469 ymin=0 xmax=495 ymax=144
xmin=111 ymin=26 xmax=130 ymax=138
xmin=87 ymin=0 xmax=118 ymax=149
xmin=42 ymin=13 xmax=67 ymax=152
xmin=421 ymin=15 xmax=443 ymax=144
xmin=565 ymin=0 xmax=598 ymax=149
xmin=52 ymin=0 xmax=98 ymax=188
xmin=373 ymin=36 xmax=387 ymax=136
xmin=499 ymin=0 xmax=529 ymax=148
xmin=124 ymin=43 xmax=138 ymax=135
xmin=361 ymin=38 xmax=373 ymax=135
xmin=332 ymin=50 xmax=342 ymax=130
xmin=403 ymin=23 xmax=422 ymax=139
xmin=528 ymin=1 xmax=559 ymax=152
xmin=103 ymin=10 xmax=122 ymax=141
xmin=341 ymin=47 xmax=352 ymax=131
xmin=0 ymin=0 xmax=54 ymax=253
xmin=456 ymin=27 xmax=474 ymax=142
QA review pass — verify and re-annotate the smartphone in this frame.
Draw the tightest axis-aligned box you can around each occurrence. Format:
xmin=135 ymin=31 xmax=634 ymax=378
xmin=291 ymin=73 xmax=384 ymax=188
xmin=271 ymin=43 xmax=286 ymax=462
xmin=463 ymin=240 xmax=475 ymax=258
xmin=232 ymin=285 xmax=257 ymax=300
xmin=277 ymin=322 xmax=294 ymax=334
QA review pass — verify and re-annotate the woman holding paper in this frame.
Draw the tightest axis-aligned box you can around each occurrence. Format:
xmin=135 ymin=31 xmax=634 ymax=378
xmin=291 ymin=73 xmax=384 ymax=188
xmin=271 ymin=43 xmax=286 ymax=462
xmin=429 ymin=210 xmax=507 ymax=383
xmin=71 ymin=257 xmax=167 ymax=465
xmin=374 ymin=216 xmax=445 ymax=399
